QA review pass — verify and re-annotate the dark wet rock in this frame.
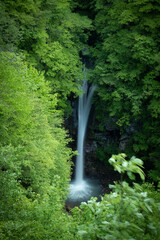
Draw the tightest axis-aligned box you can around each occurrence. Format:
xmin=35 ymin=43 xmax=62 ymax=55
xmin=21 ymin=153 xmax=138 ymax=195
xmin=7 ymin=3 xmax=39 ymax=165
xmin=119 ymin=133 xmax=130 ymax=151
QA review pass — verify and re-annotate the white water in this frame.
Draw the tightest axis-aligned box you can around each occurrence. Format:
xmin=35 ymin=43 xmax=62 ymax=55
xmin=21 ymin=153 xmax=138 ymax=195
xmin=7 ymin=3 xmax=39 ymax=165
xmin=75 ymin=81 xmax=96 ymax=184
xmin=68 ymin=79 xmax=101 ymax=203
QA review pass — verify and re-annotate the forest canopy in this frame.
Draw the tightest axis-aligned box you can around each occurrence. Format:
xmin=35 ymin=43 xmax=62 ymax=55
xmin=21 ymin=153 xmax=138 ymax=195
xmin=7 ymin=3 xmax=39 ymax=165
xmin=0 ymin=0 xmax=160 ymax=239
xmin=90 ymin=0 xmax=160 ymax=180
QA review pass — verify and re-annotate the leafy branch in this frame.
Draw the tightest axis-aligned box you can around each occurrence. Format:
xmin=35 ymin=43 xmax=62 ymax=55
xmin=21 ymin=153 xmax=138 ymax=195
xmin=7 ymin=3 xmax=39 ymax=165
xmin=109 ymin=153 xmax=145 ymax=181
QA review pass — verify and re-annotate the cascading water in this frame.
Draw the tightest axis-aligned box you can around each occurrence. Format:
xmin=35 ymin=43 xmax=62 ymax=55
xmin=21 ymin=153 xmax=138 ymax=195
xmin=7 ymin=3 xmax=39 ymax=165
xmin=75 ymin=81 xmax=96 ymax=184
xmin=67 ymin=74 xmax=101 ymax=205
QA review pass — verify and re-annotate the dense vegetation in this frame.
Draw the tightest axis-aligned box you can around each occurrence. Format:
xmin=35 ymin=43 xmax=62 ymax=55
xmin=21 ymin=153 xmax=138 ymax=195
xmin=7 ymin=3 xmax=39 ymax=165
xmin=0 ymin=0 xmax=160 ymax=239
xmin=71 ymin=154 xmax=160 ymax=239
xmin=0 ymin=0 xmax=90 ymax=238
xmin=89 ymin=0 xmax=160 ymax=180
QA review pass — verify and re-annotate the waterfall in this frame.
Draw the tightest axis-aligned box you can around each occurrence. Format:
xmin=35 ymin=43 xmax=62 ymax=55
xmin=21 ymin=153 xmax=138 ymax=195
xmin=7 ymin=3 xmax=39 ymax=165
xmin=75 ymin=81 xmax=96 ymax=184
xmin=67 ymin=72 xmax=101 ymax=205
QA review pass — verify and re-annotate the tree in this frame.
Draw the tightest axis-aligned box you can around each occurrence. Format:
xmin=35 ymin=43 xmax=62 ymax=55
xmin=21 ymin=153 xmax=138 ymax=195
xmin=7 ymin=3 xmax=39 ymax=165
xmin=0 ymin=0 xmax=92 ymax=114
xmin=90 ymin=0 xmax=160 ymax=178
xmin=0 ymin=51 xmax=74 ymax=239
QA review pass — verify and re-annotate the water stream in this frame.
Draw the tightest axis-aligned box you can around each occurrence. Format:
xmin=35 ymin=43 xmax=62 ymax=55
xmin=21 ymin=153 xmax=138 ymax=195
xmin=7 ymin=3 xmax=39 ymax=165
xmin=75 ymin=81 xmax=96 ymax=184
xmin=67 ymin=77 xmax=101 ymax=206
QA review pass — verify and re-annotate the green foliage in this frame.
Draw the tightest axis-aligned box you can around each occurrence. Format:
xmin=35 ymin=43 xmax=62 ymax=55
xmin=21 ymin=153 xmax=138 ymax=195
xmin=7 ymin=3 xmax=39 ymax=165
xmin=72 ymin=183 xmax=160 ymax=240
xmin=39 ymin=41 xmax=83 ymax=113
xmin=1 ymin=1 xmax=160 ymax=239
xmin=0 ymin=51 xmax=75 ymax=239
xmin=96 ymin=144 xmax=119 ymax=166
xmin=0 ymin=1 xmax=93 ymax=238
xmin=90 ymin=0 xmax=160 ymax=178
xmin=109 ymin=153 xmax=145 ymax=180
xmin=0 ymin=2 xmax=21 ymax=49
xmin=0 ymin=0 xmax=92 ymax=114
xmin=71 ymin=154 xmax=160 ymax=240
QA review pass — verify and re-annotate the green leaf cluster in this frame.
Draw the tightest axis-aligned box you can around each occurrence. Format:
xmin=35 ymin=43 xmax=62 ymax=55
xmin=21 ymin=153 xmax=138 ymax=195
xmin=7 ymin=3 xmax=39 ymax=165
xmin=0 ymin=51 xmax=75 ymax=239
xmin=0 ymin=0 xmax=92 ymax=113
xmin=0 ymin=1 xmax=93 ymax=238
xmin=71 ymin=154 xmax=160 ymax=240
xmin=90 ymin=0 xmax=160 ymax=178
xmin=72 ymin=183 xmax=160 ymax=240
xmin=109 ymin=153 xmax=145 ymax=180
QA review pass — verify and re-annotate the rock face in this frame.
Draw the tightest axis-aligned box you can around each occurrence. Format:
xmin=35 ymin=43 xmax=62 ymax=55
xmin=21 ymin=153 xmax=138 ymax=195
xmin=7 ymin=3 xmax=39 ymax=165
xmin=119 ymin=134 xmax=129 ymax=151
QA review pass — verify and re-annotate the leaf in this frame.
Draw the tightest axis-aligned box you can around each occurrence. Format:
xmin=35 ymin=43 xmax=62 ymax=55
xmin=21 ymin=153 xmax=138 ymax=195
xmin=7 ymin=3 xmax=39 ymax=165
xmin=122 ymin=161 xmax=128 ymax=167
xmin=115 ymin=165 xmax=122 ymax=173
xmin=102 ymin=221 xmax=110 ymax=225
xmin=127 ymin=171 xmax=136 ymax=180
xmin=109 ymin=157 xmax=116 ymax=163
xmin=78 ymin=230 xmax=88 ymax=236
xmin=131 ymin=156 xmax=143 ymax=167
